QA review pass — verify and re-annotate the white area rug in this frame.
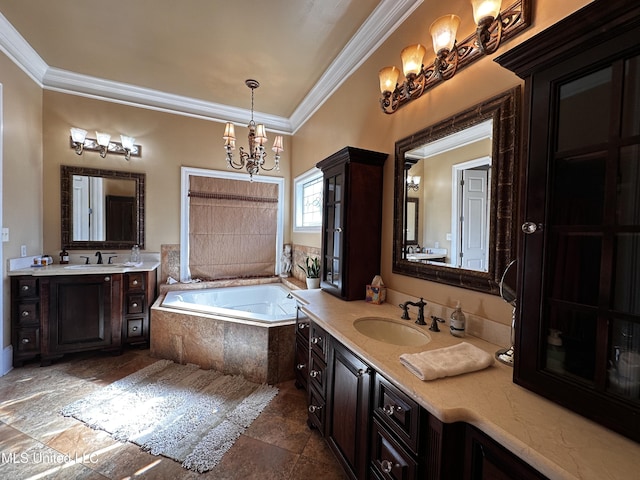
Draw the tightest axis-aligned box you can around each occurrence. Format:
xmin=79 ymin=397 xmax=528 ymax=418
xmin=60 ymin=360 xmax=278 ymax=472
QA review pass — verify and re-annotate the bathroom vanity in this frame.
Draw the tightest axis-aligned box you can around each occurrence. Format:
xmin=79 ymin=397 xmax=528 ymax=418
xmin=10 ymin=262 xmax=158 ymax=366
xmin=292 ymin=289 xmax=640 ymax=480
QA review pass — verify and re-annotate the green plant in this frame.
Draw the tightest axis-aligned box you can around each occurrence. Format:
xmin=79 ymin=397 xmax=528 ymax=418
xmin=298 ymin=256 xmax=320 ymax=279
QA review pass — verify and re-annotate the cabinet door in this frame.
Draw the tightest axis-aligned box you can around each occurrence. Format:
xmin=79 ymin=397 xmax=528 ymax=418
xmin=513 ymin=11 xmax=640 ymax=441
xmin=327 ymin=339 xmax=372 ymax=480
xmin=322 ymin=166 xmax=344 ymax=296
xmin=45 ymin=275 xmax=116 ymax=353
xmin=464 ymin=426 xmax=547 ymax=480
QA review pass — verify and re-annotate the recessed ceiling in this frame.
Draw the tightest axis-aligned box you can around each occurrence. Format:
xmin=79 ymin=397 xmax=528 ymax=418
xmin=0 ymin=0 xmax=423 ymax=133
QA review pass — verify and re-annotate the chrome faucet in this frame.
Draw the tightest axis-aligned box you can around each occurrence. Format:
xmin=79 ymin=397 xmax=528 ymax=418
xmin=95 ymin=251 xmax=103 ymax=264
xmin=399 ymin=297 xmax=427 ymax=325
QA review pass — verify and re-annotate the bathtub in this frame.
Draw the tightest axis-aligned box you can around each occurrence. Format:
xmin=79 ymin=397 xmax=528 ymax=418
xmin=150 ymin=282 xmax=298 ymax=384
xmin=160 ymin=284 xmax=297 ymax=324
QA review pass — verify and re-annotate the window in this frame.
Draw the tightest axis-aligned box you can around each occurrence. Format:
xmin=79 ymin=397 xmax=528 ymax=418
xmin=180 ymin=167 xmax=285 ymax=282
xmin=294 ymin=167 xmax=323 ymax=231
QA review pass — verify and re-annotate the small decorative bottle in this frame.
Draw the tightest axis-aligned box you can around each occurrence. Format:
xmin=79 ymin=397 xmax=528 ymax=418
xmin=59 ymin=248 xmax=69 ymax=264
xmin=130 ymin=244 xmax=141 ymax=263
xmin=450 ymin=302 xmax=466 ymax=337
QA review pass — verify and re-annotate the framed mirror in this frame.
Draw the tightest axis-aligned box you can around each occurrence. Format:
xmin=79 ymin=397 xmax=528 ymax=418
xmin=392 ymin=87 xmax=520 ymax=294
xmin=61 ymin=165 xmax=145 ymax=250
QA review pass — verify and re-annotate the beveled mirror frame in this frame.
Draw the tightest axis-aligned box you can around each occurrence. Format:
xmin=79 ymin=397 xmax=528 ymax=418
xmin=61 ymin=165 xmax=145 ymax=250
xmin=392 ymin=86 xmax=520 ymax=295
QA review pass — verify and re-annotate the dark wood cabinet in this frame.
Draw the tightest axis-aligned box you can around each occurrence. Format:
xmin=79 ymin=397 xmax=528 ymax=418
xmin=294 ymin=306 xmax=310 ymax=390
xmin=464 ymin=426 xmax=547 ymax=480
xmin=40 ymin=274 xmax=121 ymax=363
xmin=11 ymin=269 xmax=157 ymax=366
xmin=307 ymin=321 xmax=330 ymax=433
xmin=11 ymin=277 xmax=41 ymax=367
xmin=327 ymin=339 xmax=372 ymax=480
xmin=496 ymin=0 xmax=640 ymax=443
xmin=316 ymin=147 xmax=387 ymax=300
xmin=122 ymin=271 xmax=155 ymax=345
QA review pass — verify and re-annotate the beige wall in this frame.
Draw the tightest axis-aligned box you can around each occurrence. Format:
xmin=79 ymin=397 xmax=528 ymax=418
xmin=2 ymin=0 xmax=593 ymax=351
xmin=291 ymin=0 xmax=593 ymax=325
xmin=41 ymin=91 xmax=291 ymax=255
xmin=1 ymin=54 xmax=43 ymax=348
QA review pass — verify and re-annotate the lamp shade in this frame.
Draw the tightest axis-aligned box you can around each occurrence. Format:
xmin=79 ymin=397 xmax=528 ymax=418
xmin=95 ymin=131 xmax=111 ymax=147
xmin=223 ymin=122 xmax=236 ymax=141
xmin=272 ymin=135 xmax=284 ymax=154
xmin=401 ymin=44 xmax=427 ymax=77
xmin=254 ymin=124 xmax=268 ymax=146
xmin=471 ymin=0 xmax=502 ymax=25
xmin=120 ymin=135 xmax=135 ymax=150
xmin=70 ymin=127 xmax=87 ymax=143
xmin=430 ymin=14 xmax=460 ymax=55
xmin=379 ymin=66 xmax=400 ymax=94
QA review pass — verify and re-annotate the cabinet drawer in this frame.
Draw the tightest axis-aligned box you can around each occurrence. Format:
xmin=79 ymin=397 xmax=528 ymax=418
xmin=307 ymin=385 xmax=326 ymax=433
xmin=16 ymin=278 xmax=38 ymax=298
xmin=126 ymin=318 xmax=144 ymax=339
xmin=296 ymin=317 xmax=310 ymax=342
xmin=295 ymin=337 xmax=309 ymax=389
xmin=309 ymin=322 xmax=328 ymax=361
xmin=371 ymin=418 xmax=418 ymax=480
xmin=126 ymin=273 xmax=145 ymax=291
xmin=308 ymin=351 xmax=327 ymax=395
xmin=15 ymin=328 xmax=40 ymax=353
xmin=374 ymin=374 xmax=422 ymax=453
xmin=15 ymin=302 xmax=39 ymax=326
xmin=126 ymin=294 xmax=145 ymax=314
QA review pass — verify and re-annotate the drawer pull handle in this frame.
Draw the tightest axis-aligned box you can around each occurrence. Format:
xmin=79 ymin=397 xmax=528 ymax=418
xmin=132 ymin=302 xmax=139 ymax=308
xmin=21 ymin=311 xmax=30 ymax=317
xmin=308 ymin=404 xmax=323 ymax=413
xmin=104 ymin=276 xmax=110 ymax=282
xmin=21 ymin=285 xmax=30 ymax=291
xmin=296 ymin=363 xmax=306 ymax=370
xmin=309 ymin=370 xmax=321 ymax=379
xmin=132 ymin=280 xmax=139 ymax=285
xmin=21 ymin=338 xmax=30 ymax=344
xmin=311 ymin=336 xmax=322 ymax=345
xmin=356 ymin=368 xmax=371 ymax=377
xmin=381 ymin=460 xmax=400 ymax=473
xmin=383 ymin=404 xmax=403 ymax=416
xmin=297 ymin=323 xmax=308 ymax=330
xmin=131 ymin=326 xmax=138 ymax=332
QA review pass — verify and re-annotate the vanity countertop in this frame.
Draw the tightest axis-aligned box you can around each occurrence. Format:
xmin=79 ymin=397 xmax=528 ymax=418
xmin=292 ymin=289 xmax=640 ymax=480
xmin=8 ymin=261 xmax=160 ymax=276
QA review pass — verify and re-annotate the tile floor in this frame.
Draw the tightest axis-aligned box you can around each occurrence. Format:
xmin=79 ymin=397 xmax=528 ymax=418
xmin=0 ymin=348 xmax=347 ymax=479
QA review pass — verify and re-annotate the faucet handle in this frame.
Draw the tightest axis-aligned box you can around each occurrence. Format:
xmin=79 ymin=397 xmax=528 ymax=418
xmin=80 ymin=255 xmax=90 ymax=265
xmin=429 ymin=315 xmax=445 ymax=332
xmin=399 ymin=303 xmax=411 ymax=320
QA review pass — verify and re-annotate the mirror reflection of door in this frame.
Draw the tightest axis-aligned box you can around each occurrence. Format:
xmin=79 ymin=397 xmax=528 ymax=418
xmin=452 ymin=158 xmax=491 ymax=271
xmin=403 ymin=120 xmax=492 ymax=272
xmin=72 ymin=175 xmax=104 ymax=241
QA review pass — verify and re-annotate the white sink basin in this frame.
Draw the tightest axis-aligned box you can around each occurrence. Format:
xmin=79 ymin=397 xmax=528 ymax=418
xmin=64 ymin=264 xmax=126 ymax=269
xmin=354 ymin=317 xmax=431 ymax=346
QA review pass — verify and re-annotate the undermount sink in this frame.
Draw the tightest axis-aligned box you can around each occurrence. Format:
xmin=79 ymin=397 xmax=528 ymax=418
xmin=354 ymin=317 xmax=431 ymax=346
xmin=64 ymin=264 xmax=126 ymax=269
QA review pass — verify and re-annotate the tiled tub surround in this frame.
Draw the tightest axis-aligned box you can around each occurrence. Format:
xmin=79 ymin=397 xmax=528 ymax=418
xmin=150 ymin=284 xmax=297 ymax=385
xmin=292 ymin=288 xmax=640 ymax=480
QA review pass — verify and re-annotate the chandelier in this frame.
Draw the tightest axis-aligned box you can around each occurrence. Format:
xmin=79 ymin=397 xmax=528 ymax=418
xmin=223 ymin=79 xmax=284 ymax=180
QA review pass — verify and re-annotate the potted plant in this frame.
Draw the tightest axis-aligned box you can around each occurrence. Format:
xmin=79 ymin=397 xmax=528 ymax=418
xmin=298 ymin=256 xmax=321 ymax=289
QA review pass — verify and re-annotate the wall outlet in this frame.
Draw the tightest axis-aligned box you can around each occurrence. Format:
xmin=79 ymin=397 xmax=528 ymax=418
xmin=1 ymin=227 xmax=8 ymax=242
xmin=20 ymin=245 xmax=27 ymax=257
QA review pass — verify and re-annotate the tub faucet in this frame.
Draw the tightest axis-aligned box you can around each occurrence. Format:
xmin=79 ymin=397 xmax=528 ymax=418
xmin=399 ymin=298 xmax=427 ymax=325
xmin=95 ymin=251 xmax=103 ymax=264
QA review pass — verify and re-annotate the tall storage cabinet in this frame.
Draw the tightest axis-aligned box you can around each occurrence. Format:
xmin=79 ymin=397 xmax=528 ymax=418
xmin=496 ymin=0 xmax=640 ymax=442
xmin=316 ymin=147 xmax=387 ymax=300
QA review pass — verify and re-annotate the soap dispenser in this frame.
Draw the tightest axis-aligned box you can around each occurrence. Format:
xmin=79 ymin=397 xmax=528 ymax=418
xmin=450 ymin=302 xmax=466 ymax=337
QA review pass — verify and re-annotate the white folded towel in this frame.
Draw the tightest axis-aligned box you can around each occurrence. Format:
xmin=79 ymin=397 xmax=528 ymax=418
xmin=399 ymin=342 xmax=494 ymax=381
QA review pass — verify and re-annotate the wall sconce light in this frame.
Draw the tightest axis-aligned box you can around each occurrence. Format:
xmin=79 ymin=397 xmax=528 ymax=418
xmin=70 ymin=128 xmax=141 ymax=161
xmin=379 ymin=0 xmax=530 ymax=114
xmin=407 ymin=175 xmax=421 ymax=191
